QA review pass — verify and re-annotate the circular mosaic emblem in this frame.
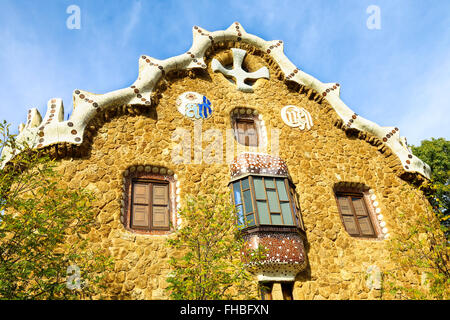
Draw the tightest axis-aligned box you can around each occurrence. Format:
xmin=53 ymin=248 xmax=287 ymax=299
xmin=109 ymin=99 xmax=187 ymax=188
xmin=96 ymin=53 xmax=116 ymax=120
xmin=280 ymin=105 xmax=313 ymax=130
xmin=176 ymin=92 xmax=213 ymax=120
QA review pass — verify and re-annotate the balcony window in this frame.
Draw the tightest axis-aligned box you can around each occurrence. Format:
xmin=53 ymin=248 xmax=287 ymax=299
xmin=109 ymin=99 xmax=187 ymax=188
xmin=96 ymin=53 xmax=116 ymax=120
xmin=231 ymin=176 xmax=303 ymax=229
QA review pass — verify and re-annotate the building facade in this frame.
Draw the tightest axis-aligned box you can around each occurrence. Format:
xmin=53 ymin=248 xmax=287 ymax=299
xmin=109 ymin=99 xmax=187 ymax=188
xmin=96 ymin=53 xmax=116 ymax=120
xmin=1 ymin=23 xmax=434 ymax=299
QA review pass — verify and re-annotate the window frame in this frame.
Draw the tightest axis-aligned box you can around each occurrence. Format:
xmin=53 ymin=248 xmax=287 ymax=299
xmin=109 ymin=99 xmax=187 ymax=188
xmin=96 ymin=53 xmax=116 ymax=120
xmin=234 ymin=118 xmax=259 ymax=147
xmin=130 ymin=179 xmax=171 ymax=232
xmin=334 ymin=191 xmax=377 ymax=239
xmin=230 ymin=174 xmax=303 ymax=231
xmin=123 ymin=171 xmax=176 ymax=235
xmin=231 ymin=111 xmax=261 ymax=148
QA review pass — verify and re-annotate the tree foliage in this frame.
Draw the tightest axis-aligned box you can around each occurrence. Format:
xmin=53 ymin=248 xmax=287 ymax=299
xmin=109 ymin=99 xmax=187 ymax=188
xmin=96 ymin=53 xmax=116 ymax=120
xmin=0 ymin=121 xmax=112 ymax=299
xmin=165 ymin=192 xmax=266 ymax=300
xmin=411 ymin=137 xmax=449 ymax=220
xmin=385 ymin=138 xmax=449 ymax=300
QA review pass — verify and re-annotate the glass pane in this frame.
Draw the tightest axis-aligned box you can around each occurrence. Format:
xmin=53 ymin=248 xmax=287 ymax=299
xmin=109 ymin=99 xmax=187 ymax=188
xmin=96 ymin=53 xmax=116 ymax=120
xmin=290 ymin=189 xmax=297 ymax=214
xmin=257 ymin=200 xmax=270 ymax=224
xmin=233 ymin=182 xmax=242 ymax=205
xmin=253 ymin=177 xmax=266 ymax=199
xmin=265 ymin=178 xmax=275 ymax=189
xmin=241 ymin=178 xmax=249 ymax=190
xmin=246 ymin=214 xmax=256 ymax=226
xmin=276 ymin=179 xmax=289 ymax=201
xmin=267 ymin=190 xmax=280 ymax=212
xmin=243 ymin=190 xmax=253 ymax=213
xmin=236 ymin=205 xmax=245 ymax=227
xmin=280 ymin=202 xmax=294 ymax=225
xmin=271 ymin=213 xmax=282 ymax=225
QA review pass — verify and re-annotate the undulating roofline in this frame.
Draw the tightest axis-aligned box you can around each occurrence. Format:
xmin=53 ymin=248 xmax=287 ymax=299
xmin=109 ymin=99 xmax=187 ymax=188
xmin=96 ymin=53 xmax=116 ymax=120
xmin=0 ymin=22 xmax=431 ymax=179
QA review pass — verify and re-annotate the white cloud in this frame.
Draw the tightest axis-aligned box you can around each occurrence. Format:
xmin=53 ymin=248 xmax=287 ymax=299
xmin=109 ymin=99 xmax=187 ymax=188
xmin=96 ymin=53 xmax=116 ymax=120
xmin=121 ymin=1 xmax=142 ymax=45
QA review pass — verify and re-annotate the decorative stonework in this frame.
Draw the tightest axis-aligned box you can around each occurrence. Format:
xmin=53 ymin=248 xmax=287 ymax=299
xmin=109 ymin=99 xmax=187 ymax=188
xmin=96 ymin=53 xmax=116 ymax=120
xmin=369 ymin=189 xmax=389 ymax=238
xmin=243 ymin=231 xmax=307 ymax=282
xmin=230 ymin=153 xmax=289 ymax=179
xmin=211 ymin=48 xmax=269 ymax=92
xmin=13 ymin=46 xmax=434 ymax=299
xmin=280 ymin=105 xmax=313 ymax=130
xmin=0 ymin=23 xmax=431 ymax=180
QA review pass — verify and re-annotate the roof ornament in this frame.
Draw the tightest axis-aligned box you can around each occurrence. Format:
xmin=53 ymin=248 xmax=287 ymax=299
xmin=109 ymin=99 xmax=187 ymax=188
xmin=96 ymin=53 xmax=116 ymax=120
xmin=211 ymin=48 xmax=269 ymax=93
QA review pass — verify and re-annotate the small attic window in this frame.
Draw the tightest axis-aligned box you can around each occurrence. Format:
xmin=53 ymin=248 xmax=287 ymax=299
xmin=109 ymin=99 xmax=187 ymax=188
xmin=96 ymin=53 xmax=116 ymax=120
xmin=231 ymin=108 xmax=261 ymax=147
xmin=235 ymin=118 xmax=258 ymax=147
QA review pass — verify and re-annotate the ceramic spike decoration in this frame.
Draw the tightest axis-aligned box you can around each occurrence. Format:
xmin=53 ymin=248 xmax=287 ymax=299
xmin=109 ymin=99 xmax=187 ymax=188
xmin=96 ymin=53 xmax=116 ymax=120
xmin=0 ymin=22 xmax=432 ymax=180
xmin=211 ymin=48 xmax=270 ymax=92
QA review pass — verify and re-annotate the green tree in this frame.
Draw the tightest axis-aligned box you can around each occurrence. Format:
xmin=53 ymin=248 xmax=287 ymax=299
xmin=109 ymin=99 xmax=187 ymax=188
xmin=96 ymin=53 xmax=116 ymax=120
xmin=0 ymin=121 xmax=113 ymax=299
xmin=411 ymin=138 xmax=449 ymax=220
xmin=165 ymin=191 xmax=266 ymax=300
xmin=384 ymin=138 xmax=449 ymax=300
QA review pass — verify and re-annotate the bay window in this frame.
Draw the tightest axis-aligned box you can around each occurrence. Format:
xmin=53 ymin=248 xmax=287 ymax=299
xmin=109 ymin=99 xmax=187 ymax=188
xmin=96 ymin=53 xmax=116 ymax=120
xmin=231 ymin=175 xmax=303 ymax=230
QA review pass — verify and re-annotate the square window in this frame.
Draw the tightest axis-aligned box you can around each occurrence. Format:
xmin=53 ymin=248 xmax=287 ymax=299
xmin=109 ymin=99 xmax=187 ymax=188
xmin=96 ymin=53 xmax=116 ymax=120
xmin=129 ymin=179 xmax=171 ymax=232
xmin=335 ymin=192 xmax=377 ymax=238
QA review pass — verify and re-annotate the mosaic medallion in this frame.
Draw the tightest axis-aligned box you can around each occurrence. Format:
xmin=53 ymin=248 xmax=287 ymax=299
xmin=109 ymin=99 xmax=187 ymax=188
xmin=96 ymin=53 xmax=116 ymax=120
xmin=281 ymin=105 xmax=313 ymax=130
xmin=176 ymin=91 xmax=213 ymax=120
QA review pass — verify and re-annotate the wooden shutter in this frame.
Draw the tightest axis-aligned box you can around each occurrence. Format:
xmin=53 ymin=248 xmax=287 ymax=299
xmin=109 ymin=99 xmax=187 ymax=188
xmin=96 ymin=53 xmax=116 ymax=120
xmin=235 ymin=119 xmax=258 ymax=147
xmin=352 ymin=198 xmax=367 ymax=216
xmin=132 ymin=183 xmax=150 ymax=228
xmin=337 ymin=196 xmax=359 ymax=235
xmin=337 ymin=193 xmax=376 ymax=237
xmin=246 ymin=121 xmax=258 ymax=147
xmin=342 ymin=215 xmax=359 ymax=235
xmin=236 ymin=120 xmax=247 ymax=145
xmin=358 ymin=216 xmax=374 ymax=235
xmin=152 ymin=184 xmax=169 ymax=229
xmin=352 ymin=197 xmax=375 ymax=235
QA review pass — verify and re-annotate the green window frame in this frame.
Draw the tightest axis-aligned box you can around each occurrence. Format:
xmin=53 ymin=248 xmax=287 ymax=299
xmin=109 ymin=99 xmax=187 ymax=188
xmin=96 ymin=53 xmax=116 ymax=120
xmin=231 ymin=176 xmax=302 ymax=229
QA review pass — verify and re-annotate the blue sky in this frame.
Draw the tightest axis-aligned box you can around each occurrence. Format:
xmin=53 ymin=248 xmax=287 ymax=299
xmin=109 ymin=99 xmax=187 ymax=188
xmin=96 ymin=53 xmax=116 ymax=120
xmin=0 ymin=0 xmax=448 ymax=145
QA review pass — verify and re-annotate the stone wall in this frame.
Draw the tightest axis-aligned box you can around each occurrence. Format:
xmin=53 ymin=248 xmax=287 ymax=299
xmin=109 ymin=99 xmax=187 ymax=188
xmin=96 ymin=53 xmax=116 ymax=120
xmin=53 ymin=45 xmax=432 ymax=299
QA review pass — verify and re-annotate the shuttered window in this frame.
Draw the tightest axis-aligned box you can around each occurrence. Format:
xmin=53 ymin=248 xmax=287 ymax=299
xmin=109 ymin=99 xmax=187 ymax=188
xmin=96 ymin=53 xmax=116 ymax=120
xmin=231 ymin=176 xmax=301 ymax=229
xmin=131 ymin=180 xmax=170 ymax=231
xmin=336 ymin=193 xmax=376 ymax=238
xmin=235 ymin=118 xmax=258 ymax=147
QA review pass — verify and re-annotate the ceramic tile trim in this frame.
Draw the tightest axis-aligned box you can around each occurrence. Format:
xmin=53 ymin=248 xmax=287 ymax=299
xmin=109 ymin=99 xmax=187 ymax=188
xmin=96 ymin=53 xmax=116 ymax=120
xmin=230 ymin=152 xmax=289 ymax=179
xmin=0 ymin=22 xmax=431 ymax=180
